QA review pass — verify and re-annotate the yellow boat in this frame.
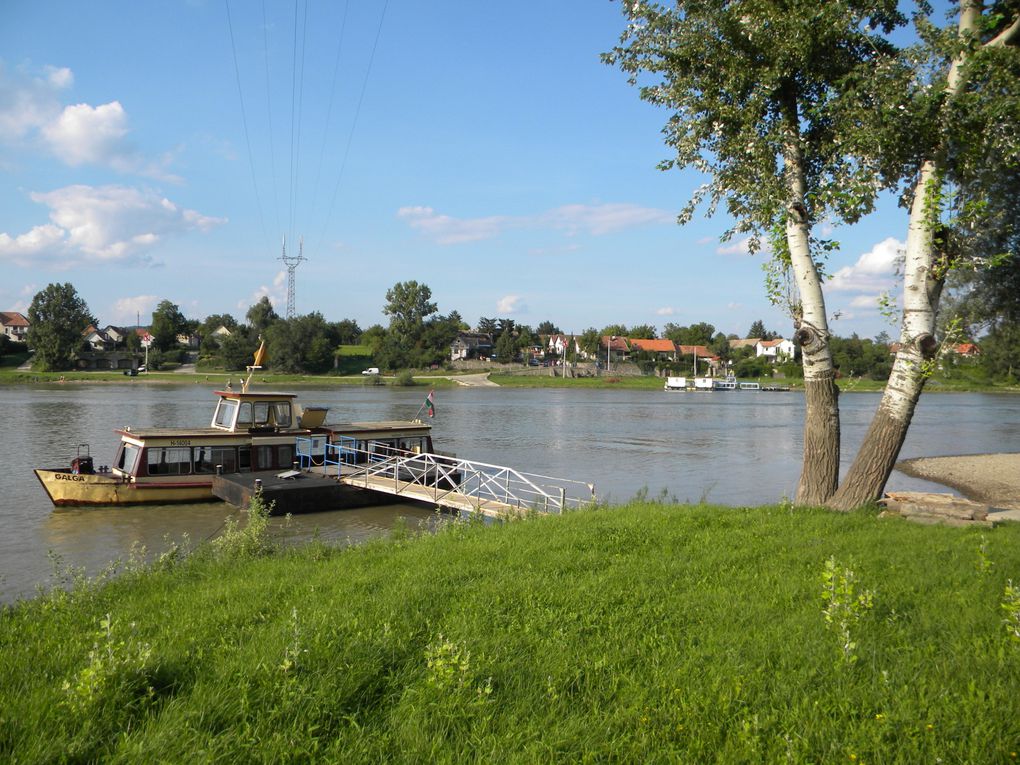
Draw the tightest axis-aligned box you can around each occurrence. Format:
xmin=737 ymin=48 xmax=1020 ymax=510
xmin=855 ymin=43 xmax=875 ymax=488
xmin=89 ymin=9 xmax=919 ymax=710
xmin=35 ymin=388 xmax=436 ymax=507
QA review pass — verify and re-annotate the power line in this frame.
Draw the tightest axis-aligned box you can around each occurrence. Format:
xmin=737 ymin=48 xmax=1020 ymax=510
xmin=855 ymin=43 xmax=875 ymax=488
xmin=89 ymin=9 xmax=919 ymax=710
xmin=261 ymin=0 xmax=280 ymax=237
xmin=225 ymin=0 xmax=270 ymax=256
xmin=315 ymin=0 xmax=390 ymax=254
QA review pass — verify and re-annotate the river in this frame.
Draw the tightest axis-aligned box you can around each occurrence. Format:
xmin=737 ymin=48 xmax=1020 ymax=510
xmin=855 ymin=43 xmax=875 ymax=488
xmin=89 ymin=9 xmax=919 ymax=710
xmin=2 ymin=383 xmax=1018 ymax=603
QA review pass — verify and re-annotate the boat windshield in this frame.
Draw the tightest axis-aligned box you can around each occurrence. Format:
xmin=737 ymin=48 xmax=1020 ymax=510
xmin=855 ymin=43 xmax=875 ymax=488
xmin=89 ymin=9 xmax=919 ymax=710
xmin=115 ymin=443 xmax=141 ymax=475
xmin=213 ymin=399 xmax=238 ymax=429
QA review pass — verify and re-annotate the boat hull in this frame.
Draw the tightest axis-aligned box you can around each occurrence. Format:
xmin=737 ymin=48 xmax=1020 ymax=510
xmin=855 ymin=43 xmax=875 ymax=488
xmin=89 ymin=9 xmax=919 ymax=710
xmin=34 ymin=469 xmax=214 ymax=506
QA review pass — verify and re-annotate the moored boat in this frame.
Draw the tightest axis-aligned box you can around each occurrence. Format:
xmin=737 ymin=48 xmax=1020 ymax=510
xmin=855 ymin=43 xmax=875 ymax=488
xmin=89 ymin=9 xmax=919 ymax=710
xmin=34 ymin=388 xmax=438 ymax=507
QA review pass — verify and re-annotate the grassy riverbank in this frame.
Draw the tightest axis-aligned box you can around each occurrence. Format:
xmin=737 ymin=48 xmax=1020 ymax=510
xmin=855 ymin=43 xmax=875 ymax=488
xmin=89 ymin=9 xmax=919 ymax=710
xmin=3 ymin=502 xmax=1020 ymax=762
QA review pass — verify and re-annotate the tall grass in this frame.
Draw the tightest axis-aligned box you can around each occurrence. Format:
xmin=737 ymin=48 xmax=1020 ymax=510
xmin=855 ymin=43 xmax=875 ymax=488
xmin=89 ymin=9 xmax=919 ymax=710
xmin=2 ymin=502 xmax=1020 ymax=762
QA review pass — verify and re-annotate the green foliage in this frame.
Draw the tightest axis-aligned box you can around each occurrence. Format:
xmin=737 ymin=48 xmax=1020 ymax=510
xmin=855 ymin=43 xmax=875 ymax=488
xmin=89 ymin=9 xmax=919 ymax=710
xmin=246 ymin=296 xmax=280 ymax=335
xmin=209 ymin=490 xmax=275 ymax=560
xmin=149 ymin=300 xmax=189 ymax=352
xmin=27 ymin=283 xmax=96 ymax=371
xmin=820 ymin=557 xmax=874 ymax=666
xmin=1004 ymin=580 xmax=1020 ymax=645
xmin=663 ymin=322 xmax=715 ymax=346
xmin=393 ymin=370 xmax=416 ymax=387
xmin=61 ymin=613 xmax=154 ymax=719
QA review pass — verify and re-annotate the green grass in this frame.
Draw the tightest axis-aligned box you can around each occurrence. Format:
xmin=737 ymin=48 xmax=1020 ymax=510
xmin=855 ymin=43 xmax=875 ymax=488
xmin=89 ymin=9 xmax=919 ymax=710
xmin=3 ymin=502 xmax=1020 ymax=762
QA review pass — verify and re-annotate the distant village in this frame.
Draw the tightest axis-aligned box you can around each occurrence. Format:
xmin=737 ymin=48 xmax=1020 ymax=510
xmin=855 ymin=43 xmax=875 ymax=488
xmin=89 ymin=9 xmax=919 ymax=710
xmin=1 ymin=308 xmax=983 ymax=379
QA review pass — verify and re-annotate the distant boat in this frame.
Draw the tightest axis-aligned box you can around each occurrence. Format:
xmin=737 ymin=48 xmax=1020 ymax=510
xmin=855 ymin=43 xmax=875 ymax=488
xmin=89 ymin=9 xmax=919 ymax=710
xmin=664 ymin=376 xmax=689 ymax=391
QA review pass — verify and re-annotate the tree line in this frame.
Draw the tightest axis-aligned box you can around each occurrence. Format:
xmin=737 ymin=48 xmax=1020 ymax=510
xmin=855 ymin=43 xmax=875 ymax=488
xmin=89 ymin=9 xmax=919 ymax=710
xmin=16 ymin=278 xmax=1013 ymax=383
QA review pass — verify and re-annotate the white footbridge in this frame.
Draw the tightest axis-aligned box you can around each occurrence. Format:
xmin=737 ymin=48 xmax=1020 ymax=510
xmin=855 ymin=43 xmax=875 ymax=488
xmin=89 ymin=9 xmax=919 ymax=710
xmin=296 ymin=437 xmax=596 ymax=517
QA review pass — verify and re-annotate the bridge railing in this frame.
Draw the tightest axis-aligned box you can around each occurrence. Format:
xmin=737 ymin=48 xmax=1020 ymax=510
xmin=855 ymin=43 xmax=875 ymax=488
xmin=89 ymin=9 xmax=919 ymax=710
xmin=294 ymin=437 xmax=596 ymax=513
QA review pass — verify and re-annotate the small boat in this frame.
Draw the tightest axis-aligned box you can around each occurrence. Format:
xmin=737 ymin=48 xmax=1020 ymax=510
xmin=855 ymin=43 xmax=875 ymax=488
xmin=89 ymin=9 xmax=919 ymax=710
xmin=34 ymin=347 xmax=440 ymax=507
xmin=712 ymin=376 xmax=737 ymax=391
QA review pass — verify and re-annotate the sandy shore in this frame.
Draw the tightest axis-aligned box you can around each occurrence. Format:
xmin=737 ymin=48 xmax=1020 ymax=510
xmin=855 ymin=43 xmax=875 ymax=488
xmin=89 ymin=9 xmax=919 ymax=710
xmin=896 ymin=453 xmax=1020 ymax=514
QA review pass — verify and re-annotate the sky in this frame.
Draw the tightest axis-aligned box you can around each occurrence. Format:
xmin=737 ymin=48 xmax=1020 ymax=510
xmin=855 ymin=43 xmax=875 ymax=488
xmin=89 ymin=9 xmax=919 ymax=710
xmin=0 ymin=0 xmax=912 ymax=340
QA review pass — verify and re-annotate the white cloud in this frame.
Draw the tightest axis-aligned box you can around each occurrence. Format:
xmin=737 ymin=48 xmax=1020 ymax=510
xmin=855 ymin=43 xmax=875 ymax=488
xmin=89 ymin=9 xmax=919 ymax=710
xmin=0 ymin=63 xmax=179 ymax=180
xmin=240 ymin=274 xmax=286 ymax=313
xmin=827 ymin=237 xmax=904 ymax=292
xmin=398 ymin=206 xmax=507 ymax=244
xmin=110 ymin=295 xmax=158 ymax=324
xmin=849 ymin=294 xmax=883 ymax=309
xmin=496 ymin=294 xmax=524 ymax=315
xmin=655 ymin=306 xmax=676 ymax=316
xmin=398 ymin=202 xmax=674 ymax=245
xmin=541 ymin=203 xmax=673 ymax=236
xmin=42 ymin=101 xmax=129 ymax=166
xmin=0 ymin=184 xmax=226 ymax=267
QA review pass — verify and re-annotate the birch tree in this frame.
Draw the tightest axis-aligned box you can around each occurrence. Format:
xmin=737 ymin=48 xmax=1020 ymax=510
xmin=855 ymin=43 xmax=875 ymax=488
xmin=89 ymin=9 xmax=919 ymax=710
xmin=828 ymin=0 xmax=1020 ymax=509
xmin=609 ymin=1 xmax=1020 ymax=508
xmin=606 ymin=0 xmax=905 ymax=504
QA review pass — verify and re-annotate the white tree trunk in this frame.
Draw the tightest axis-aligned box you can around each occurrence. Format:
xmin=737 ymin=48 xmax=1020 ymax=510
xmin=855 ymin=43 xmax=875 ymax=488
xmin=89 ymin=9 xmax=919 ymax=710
xmin=783 ymin=127 xmax=840 ymax=505
xmin=829 ymin=161 xmax=940 ymax=510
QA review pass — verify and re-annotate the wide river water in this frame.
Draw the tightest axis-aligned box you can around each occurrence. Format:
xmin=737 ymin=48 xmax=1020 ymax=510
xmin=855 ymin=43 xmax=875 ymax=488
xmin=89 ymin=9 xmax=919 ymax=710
xmin=2 ymin=383 xmax=1018 ymax=602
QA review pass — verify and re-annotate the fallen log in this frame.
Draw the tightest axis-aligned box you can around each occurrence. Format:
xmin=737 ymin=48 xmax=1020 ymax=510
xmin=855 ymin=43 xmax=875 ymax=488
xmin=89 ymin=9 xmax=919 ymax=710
xmin=879 ymin=491 xmax=990 ymax=521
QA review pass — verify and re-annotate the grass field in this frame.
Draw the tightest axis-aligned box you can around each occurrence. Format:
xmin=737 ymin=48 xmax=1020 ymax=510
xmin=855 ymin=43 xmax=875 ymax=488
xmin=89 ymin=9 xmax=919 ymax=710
xmin=3 ymin=500 xmax=1019 ymax=762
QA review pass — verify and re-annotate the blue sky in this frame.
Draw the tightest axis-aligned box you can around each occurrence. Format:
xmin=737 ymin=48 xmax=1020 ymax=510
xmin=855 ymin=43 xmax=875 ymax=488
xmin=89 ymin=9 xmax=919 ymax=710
xmin=1 ymin=0 xmax=909 ymax=340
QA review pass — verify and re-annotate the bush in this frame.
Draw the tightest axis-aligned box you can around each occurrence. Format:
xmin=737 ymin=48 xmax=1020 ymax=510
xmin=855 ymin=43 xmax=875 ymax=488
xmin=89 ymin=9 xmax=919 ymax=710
xmin=394 ymin=370 xmax=416 ymax=386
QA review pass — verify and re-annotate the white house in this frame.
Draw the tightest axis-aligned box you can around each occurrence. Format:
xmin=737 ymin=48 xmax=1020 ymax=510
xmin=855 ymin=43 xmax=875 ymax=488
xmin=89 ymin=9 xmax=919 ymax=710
xmin=756 ymin=338 xmax=796 ymax=361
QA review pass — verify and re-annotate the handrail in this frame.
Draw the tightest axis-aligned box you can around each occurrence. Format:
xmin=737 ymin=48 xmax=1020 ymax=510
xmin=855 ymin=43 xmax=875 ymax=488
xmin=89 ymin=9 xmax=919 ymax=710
xmin=294 ymin=436 xmax=596 ymax=513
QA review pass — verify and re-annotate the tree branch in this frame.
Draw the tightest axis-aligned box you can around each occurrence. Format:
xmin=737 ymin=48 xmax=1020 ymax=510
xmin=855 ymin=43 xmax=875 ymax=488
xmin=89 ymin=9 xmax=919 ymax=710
xmin=985 ymin=13 xmax=1020 ymax=48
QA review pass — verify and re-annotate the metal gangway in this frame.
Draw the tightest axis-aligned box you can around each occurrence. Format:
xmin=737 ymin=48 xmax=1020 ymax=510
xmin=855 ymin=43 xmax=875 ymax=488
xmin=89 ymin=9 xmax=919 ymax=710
xmin=295 ymin=437 xmax=596 ymax=517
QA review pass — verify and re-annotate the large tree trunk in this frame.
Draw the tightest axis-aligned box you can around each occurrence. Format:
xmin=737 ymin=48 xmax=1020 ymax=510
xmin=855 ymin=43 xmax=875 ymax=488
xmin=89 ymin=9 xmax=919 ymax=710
xmin=782 ymin=116 xmax=840 ymax=505
xmin=828 ymin=162 xmax=942 ymax=510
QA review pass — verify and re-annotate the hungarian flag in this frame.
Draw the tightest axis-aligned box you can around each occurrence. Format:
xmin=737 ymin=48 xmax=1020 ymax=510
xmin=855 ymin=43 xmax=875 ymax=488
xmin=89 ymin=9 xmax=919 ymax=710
xmin=424 ymin=390 xmax=435 ymax=418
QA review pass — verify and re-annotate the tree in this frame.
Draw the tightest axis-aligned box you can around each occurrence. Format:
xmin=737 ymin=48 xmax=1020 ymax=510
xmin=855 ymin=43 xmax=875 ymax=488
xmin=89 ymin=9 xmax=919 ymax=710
xmin=600 ymin=324 xmax=628 ymax=337
xmin=746 ymin=320 xmax=768 ymax=339
xmin=330 ymin=319 xmax=363 ymax=346
xmin=578 ymin=328 xmax=601 ymax=358
xmin=246 ymin=296 xmax=279 ymax=335
xmin=827 ymin=2 xmax=1020 ymax=509
xmin=629 ymin=324 xmax=658 ymax=339
xmin=27 ymin=283 xmax=96 ymax=371
xmin=150 ymin=300 xmax=188 ymax=352
xmin=379 ymin=281 xmax=440 ymax=370
xmin=494 ymin=330 xmax=518 ymax=363
xmin=663 ymin=322 xmax=715 ymax=347
xmin=536 ymin=320 xmax=561 ymax=336
xmin=199 ymin=314 xmax=239 ymax=339
xmin=607 ymin=1 xmax=963 ymax=506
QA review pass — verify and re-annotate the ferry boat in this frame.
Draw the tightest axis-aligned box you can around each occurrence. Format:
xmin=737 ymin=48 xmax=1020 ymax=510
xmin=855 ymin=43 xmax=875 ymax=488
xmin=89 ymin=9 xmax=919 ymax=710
xmin=34 ymin=352 xmax=438 ymax=506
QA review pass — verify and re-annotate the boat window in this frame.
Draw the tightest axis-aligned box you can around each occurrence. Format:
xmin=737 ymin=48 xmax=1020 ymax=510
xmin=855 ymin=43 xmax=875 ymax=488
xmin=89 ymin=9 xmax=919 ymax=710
xmin=236 ymin=402 xmax=253 ymax=427
xmin=255 ymin=445 xmax=274 ymax=469
xmin=277 ymin=444 xmax=294 ymax=468
xmin=147 ymin=447 xmax=192 ymax=476
xmin=115 ymin=443 xmax=141 ymax=475
xmin=273 ymin=403 xmax=292 ymax=428
xmin=238 ymin=446 xmax=251 ymax=472
xmin=193 ymin=446 xmax=237 ymax=474
xmin=214 ymin=399 xmax=237 ymax=429
xmin=253 ymin=402 xmax=270 ymax=425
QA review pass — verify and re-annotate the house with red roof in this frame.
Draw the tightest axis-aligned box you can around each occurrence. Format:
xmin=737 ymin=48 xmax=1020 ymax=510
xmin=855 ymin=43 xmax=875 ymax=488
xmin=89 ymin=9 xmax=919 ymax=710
xmin=0 ymin=311 xmax=30 ymax=341
xmin=628 ymin=338 xmax=678 ymax=361
xmin=952 ymin=342 xmax=981 ymax=357
xmin=755 ymin=338 xmax=795 ymax=361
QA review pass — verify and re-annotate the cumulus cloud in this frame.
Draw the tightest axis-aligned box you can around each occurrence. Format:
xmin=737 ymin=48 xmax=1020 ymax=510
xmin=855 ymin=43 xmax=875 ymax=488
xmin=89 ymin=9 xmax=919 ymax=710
xmin=110 ymin=295 xmax=159 ymax=324
xmin=0 ymin=62 xmax=178 ymax=180
xmin=398 ymin=202 xmax=674 ymax=245
xmin=827 ymin=237 xmax=904 ymax=292
xmin=496 ymin=294 xmax=525 ymax=315
xmin=397 ymin=206 xmax=507 ymax=244
xmin=849 ymin=294 xmax=884 ymax=308
xmin=239 ymin=273 xmax=286 ymax=312
xmin=655 ymin=306 xmax=676 ymax=316
xmin=42 ymin=101 xmax=129 ymax=166
xmin=0 ymin=184 xmax=226 ymax=267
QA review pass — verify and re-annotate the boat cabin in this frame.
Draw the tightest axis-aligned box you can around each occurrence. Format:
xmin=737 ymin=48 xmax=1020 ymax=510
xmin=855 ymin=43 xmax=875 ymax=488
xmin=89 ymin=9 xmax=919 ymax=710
xmin=211 ymin=391 xmax=300 ymax=432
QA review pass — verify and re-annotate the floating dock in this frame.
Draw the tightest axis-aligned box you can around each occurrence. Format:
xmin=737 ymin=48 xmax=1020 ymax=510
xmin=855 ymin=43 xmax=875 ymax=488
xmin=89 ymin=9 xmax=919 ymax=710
xmin=211 ymin=470 xmax=419 ymax=514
